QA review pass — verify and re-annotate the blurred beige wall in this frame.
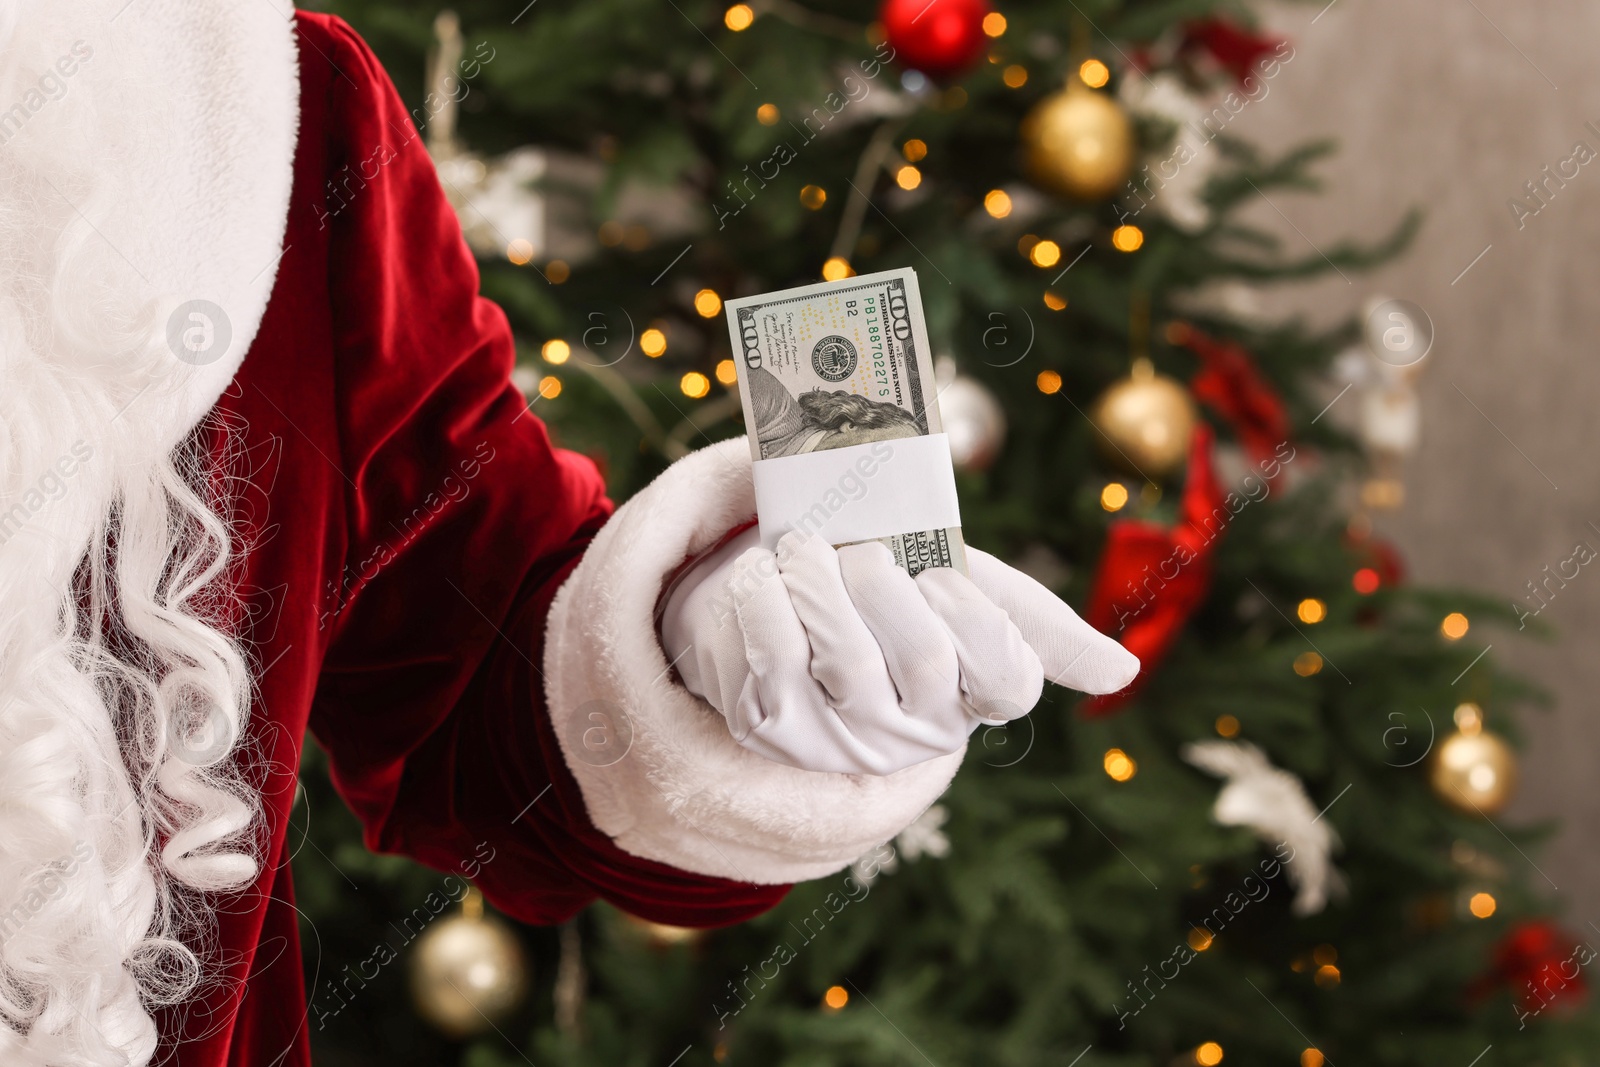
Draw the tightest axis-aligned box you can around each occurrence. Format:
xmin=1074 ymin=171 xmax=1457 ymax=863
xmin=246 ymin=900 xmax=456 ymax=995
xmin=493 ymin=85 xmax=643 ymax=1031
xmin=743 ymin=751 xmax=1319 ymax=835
xmin=1230 ymin=0 xmax=1600 ymax=914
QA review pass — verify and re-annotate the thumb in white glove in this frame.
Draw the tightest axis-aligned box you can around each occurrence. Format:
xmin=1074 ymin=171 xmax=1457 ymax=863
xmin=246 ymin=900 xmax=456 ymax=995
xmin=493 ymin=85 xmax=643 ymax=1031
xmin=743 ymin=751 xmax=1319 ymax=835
xmin=660 ymin=528 xmax=1138 ymax=776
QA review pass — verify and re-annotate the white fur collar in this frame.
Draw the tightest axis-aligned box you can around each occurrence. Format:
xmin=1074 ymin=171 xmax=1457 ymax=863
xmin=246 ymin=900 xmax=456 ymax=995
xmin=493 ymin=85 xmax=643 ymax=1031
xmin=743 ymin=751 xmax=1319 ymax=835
xmin=8 ymin=0 xmax=300 ymax=448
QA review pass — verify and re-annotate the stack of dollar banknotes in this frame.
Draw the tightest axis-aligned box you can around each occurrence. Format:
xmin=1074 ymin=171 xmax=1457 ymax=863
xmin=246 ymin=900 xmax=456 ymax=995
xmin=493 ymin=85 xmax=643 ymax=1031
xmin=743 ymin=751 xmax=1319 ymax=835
xmin=724 ymin=267 xmax=968 ymax=576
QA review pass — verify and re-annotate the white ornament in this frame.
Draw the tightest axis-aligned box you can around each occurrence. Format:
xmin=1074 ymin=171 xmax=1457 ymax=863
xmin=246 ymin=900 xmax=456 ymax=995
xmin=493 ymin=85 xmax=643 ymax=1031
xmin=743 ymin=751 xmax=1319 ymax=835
xmin=848 ymin=804 xmax=950 ymax=886
xmin=835 ymin=63 xmax=918 ymax=123
xmin=1119 ymin=73 xmax=1217 ymax=233
xmin=1170 ymin=280 xmax=1273 ymax=328
xmin=1330 ymin=344 xmax=1370 ymax=388
xmin=850 ymin=847 xmax=897 ymax=887
xmin=1359 ymin=376 xmax=1421 ymax=457
xmin=1357 ymin=295 xmax=1427 ymax=458
xmin=510 ymin=365 xmax=540 ymax=399
xmin=425 ymin=13 xmax=545 ymax=261
xmin=1329 ymin=293 xmax=1430 ymax=461
xmin=1181 ymin=740 xmax=1343 ymax=915
xmin=1361 ymin=295 xmax=1433 ymax=369
xmin=896 ymin=804 xmax=951 ymax=861
xmin=934 ymin=357 xmax=1007 ymax=472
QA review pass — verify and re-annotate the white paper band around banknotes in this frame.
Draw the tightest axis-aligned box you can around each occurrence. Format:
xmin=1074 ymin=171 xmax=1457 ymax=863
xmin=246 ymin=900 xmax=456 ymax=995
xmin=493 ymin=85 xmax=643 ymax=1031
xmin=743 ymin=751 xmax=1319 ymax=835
xmin=750 ymin=434 xmax=961 ymax=551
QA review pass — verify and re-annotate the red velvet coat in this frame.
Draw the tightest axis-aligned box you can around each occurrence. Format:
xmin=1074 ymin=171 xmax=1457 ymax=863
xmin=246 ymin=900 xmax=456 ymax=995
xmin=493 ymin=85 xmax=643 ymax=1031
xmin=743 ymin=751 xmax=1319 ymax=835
xmin=154 ymin=14 xmax=790 ymax=1064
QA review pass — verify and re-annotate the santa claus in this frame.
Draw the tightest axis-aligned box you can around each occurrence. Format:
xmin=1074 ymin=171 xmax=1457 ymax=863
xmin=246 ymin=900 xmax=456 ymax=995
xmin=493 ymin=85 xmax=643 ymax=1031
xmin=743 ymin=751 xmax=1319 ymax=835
xmin=0 ymin=3 xmax=1136 ymax=1063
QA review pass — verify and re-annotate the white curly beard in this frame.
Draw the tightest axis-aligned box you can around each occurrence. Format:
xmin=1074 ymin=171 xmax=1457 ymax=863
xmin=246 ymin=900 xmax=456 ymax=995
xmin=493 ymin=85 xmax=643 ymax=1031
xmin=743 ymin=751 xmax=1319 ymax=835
xmin=0 ymin=1 xmax=296 ymax=1061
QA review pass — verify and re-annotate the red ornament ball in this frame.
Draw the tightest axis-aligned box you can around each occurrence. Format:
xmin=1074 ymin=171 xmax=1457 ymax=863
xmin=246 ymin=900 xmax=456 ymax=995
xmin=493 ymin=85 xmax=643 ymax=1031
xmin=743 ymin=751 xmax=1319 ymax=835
xmin=880 ymin=0 xmax=992 ymax=79
xmin=1485 ymin=921 xmax=1590 ymax=1012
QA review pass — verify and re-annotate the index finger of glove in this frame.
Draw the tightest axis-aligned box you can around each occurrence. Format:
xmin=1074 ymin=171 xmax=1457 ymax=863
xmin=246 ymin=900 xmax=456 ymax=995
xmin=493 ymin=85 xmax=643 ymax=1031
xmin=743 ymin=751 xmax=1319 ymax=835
xmin=965 ymin=546 xmax=1140 ymax=695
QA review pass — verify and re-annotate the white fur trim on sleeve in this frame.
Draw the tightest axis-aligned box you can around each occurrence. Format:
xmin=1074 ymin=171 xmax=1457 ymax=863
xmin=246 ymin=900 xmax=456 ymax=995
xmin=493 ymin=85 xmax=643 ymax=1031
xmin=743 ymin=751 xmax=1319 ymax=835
xmin=544 ymin=438 xmax=964 ymax=885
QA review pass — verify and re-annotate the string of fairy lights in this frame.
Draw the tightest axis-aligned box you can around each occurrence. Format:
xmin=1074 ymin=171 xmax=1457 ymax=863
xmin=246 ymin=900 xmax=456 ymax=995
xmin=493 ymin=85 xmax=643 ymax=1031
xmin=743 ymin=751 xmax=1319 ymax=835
xmin=515 ymin=8 xmax=1144 ymax=404
xmin=418 ymin=6 xmax=1520 ymax=1057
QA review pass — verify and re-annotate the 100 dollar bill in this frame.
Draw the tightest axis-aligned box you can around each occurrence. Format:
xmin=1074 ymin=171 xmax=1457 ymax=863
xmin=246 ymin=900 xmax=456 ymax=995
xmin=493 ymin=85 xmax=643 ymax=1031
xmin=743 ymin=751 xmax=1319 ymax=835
xmin=724 ymin=267 xmax=967 ymax=576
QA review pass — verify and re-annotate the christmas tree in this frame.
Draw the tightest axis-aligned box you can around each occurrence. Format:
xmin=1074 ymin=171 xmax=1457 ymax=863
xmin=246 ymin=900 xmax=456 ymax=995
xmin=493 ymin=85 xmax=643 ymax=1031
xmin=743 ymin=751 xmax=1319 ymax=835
xmin=292 ymin=1 xmax=1600 ymax=1064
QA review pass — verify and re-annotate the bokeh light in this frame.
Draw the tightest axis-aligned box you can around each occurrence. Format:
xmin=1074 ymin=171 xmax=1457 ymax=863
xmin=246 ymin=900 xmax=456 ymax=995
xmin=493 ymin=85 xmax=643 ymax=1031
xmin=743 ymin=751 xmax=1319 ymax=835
xmin=694 ymin=289 xmax=722 ymax=318
xmin=1079 ymin=58 xmax=1111 ymax=88
xmin=1103 ymin=748 xmax=1137 ymax=782
xmin=822 ymin=257 xmax=854 ymax=281
xmin=1030 ymin=240 xmax=1061 ymax=268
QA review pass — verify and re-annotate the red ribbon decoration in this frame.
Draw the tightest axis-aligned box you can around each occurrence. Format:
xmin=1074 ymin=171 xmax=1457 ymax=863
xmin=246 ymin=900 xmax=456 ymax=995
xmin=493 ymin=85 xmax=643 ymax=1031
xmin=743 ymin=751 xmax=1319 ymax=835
xmin=1080 ymin=327 xmax=1291 ymax=714
xmin=1083 ymin=425 xmax=1225 ymax=715
xmin=1467 ymin=921 xmax=1591 ymax=1015
xmin=1180 ymin=17 xmax=1286 ymax=86
xmin=1172 ymin=322 xmax=1290 ymax=470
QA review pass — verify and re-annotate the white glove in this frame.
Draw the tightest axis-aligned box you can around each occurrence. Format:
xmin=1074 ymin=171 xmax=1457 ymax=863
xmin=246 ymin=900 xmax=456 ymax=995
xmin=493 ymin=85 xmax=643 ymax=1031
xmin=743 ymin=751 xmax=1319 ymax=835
xmin=660 ymin=528 xmax=1139 ymax=776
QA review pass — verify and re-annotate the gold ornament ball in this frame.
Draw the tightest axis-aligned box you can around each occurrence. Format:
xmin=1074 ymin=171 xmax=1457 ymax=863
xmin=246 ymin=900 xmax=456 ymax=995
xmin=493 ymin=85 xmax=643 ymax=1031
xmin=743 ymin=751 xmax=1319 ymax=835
xmin=1089 ymin=366 xmax=1198 ymax=478
xmin=409 ymin=904 xmax=529 ymax=1038
xmin=1020 ymin=87 xmax=1136 ymax=201
xmin=1429 ymin=728 xmax=1518 ymax=815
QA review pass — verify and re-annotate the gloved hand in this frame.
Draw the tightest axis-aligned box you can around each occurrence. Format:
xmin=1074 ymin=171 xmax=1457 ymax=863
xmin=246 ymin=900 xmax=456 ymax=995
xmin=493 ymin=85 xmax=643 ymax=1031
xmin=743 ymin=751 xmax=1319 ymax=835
xmin=660 ymin=527 xmax=1139 ymax=776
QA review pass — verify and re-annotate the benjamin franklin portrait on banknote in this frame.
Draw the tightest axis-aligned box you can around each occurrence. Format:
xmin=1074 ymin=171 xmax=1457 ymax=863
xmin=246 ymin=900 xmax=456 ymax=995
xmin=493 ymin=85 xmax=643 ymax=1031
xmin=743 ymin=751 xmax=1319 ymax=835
xmin=746 ymin=365 xmax=924 ymax=457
